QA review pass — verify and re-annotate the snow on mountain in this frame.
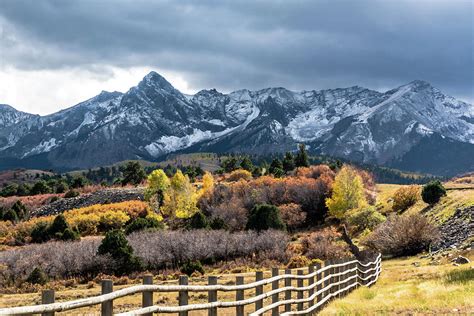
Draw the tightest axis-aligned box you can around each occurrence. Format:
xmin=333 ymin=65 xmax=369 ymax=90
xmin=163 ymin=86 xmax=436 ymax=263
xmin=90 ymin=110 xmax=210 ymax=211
xmin=0 ymin=72 xmax=473 ymax=176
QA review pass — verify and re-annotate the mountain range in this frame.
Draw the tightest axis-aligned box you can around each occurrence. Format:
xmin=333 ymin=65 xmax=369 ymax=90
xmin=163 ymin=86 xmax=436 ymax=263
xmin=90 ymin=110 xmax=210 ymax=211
xmin=1 ymin=71 xmax=473 ymax=176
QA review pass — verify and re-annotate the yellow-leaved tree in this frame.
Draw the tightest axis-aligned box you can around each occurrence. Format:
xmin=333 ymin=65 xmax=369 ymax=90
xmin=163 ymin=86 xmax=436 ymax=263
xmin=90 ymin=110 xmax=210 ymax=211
xmin=145 ymin=169 xmax=170 ymax=216
xmin=199 ymin=171 xmax=214 ymax=198
xmin=326 ymin=165 xmax=366 ymax=220
xmin=162 ymin=170 xmax=198 ymax=219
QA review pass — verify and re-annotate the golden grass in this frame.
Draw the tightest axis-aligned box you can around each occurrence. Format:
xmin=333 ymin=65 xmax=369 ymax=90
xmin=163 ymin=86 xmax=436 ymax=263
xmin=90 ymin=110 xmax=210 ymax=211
xmin=320 ymin=252 xmax=474 ymax=315
xmin=376 ymin=183 xmax=474 ymax=224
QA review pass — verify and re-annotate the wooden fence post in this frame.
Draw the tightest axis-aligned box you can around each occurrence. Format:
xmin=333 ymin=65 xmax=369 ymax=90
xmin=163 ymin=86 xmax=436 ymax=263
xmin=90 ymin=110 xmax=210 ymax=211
xmin=352 ymin=257 xmax=358 ymax=291
xmin=41 ymin=289 xmax=55 ymax=316
xmin=236 ymin=276 xmax=244 ymax=316
xmin=255 ymin=271 xmax=263 ymax=312
xmin=208 ymin=276 xmax=218 ymax=316
xmin=328 ymin=260 xmax=335 ymax=301
xmin=336 ymin=259 xmax=342 ymax=298
xmin=101 ymin=279 xmax=113 ymax=316
xmin=142 ymin=274 xmax=153 ymax=316
xmin=315 ymin=262 xmax=322 ymax=313
xmin=284 ymin=269 xmax=291 ymax=312
xmin=341 ymin=259 xmax=347 ymax=297
xmin=271 ymin=268 xmax=279 ymax=316
xmin=297 ymin=270 xmax=304 ymax=311
xmin=179 ymin=275 xmax=189 ymax=316
xmin=308 ymin=265 xmax=315 ymax=308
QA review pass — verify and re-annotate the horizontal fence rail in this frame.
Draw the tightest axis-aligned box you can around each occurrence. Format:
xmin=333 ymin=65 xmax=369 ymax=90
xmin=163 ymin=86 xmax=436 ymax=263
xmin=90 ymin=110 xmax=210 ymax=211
xmin=0 ymin=254 xmax=381 ymax=315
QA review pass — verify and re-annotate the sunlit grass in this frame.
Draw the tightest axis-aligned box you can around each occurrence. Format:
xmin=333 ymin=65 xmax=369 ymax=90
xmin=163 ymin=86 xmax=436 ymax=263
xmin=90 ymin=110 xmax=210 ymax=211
xmin=320 ymin=253 xmax=474 ymax=315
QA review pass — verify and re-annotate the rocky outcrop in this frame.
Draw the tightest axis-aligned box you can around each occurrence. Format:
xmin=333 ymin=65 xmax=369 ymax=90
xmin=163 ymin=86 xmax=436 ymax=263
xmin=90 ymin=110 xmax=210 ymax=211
xmin=33 ymin=187 xmax=145 ymax=216
xmin=436 ymin=206 xmax=473 ymax=250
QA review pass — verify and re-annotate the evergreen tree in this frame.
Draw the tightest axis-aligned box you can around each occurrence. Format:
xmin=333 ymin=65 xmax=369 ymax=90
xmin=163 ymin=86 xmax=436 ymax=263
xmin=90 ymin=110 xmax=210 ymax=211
xmin=121 ymin=162 xmax=146 ymax=186
xmin=422 ymin=180 xmax=446 ymax=205
xmin=71 ymin=176 xmax=88 ymax=189
xmin=11 ymin=200 xmax=29 ymax=220
xmin=246 ymin=204 xmax=285 ymax=232
xmin=188 ymin=211 xmax=209 ymax=229
xmin=294 ymin=144 xmax=310 ymax=167
xmin=282 ymin=152 xmax=295 ymax=172
xmin=240 ymin=156 xmax=254 ymax=171
xmin=221 ymin=157 xmax=239 ymax=173
xmin=30 ymin=180 xmax=51 ymax=195
xmin=97 ymin=230 xmax=143 ymax=275
xmin=49 ymin=214 xmax=70 ymax=238
xmin=269 ymin=158 xmax=284 ymax=177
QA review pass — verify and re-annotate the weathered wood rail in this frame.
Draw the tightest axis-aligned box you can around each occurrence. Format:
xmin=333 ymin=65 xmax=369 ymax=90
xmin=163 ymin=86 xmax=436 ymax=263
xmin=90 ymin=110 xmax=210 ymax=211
xmin=0 ymin=254 xmax=381 ymax=315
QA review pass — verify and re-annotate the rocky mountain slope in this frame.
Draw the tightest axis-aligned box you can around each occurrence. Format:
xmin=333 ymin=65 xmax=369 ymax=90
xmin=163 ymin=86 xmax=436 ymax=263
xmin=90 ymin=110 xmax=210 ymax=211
xmin=1 ymin=72 xmax=473 ymax=175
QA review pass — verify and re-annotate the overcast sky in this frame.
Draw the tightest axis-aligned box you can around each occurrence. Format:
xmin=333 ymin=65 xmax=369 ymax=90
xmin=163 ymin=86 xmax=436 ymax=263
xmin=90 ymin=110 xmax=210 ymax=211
xmin=0 ymin=0 xmax=472 ymax=115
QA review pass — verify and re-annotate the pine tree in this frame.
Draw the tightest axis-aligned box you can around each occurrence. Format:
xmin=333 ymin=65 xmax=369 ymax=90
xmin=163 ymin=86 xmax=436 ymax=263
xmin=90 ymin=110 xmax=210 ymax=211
xmin=294 ymin=144 xmax=309 ymax=167
xmin=240 ymin=156 xmax=254 ymax=171
xmin=121 ymin=161 xmax=146 ymax=186
xmin=282 ymin=152 xmax=295 ymax=172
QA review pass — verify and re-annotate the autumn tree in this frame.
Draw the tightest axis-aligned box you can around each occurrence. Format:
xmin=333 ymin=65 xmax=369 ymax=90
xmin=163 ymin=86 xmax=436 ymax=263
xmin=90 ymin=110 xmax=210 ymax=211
xmin=294 ymin=144 xmax=309 ymax=168
xmin=162 ymin=170 xmax=198 ymax=219
xmin=326 ymin=165 xmax=366 ymax=220
xmin=145 ymin=169 xmax=170 ymax=211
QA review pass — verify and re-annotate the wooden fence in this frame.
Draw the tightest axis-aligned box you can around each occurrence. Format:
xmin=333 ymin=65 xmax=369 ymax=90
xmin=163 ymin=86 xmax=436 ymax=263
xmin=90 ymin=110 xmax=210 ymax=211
xmin=0 ymin=253 xmax=381 ymax=315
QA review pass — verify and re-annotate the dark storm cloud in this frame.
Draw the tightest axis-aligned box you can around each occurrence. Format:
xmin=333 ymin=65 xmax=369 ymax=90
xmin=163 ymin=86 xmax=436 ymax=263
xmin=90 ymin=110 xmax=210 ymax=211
xmin=0 ymin=0 xmax=472 ymax=100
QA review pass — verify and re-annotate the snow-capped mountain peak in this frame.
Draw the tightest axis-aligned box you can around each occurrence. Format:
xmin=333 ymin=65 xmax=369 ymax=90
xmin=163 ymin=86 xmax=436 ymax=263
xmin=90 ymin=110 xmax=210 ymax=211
xmin=0 ymin=73 xmax=472 ymax=176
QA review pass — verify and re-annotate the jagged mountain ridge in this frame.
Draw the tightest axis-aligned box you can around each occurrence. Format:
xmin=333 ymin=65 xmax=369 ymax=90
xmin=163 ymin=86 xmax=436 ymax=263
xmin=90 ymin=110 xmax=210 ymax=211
xmin=0 ymin=71 xmax=473 ymax=176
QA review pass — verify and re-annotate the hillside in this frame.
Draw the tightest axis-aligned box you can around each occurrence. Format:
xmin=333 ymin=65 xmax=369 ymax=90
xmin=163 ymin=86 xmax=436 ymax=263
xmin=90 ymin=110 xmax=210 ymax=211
xmin=1 ymin=73 xmax=473 ymax=176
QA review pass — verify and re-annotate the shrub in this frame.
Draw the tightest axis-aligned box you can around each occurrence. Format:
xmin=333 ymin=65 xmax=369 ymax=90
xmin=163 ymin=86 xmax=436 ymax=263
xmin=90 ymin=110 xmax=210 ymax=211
xmin=64 ymin=190 xmax=80 ymax=199
xmin=392 ymin=185 xmax=420 ymax=212
xmin=98 ymin=211 xmax=130 ymax=232
xmin=30 ymin=222 xmax=51 ymax=243
xmin=26 ymin=267 xmax=48 ymax=285
xmin=97 ymin=230 xmax=143 ymax=275
xmin=11 ymin=200 xmax=29 ymax=220
xmin=180 ymin=261 xmax=205 ymax=276
xmin=302 ymin=228 xmax=350 ymax=260
xmin=421 ymin=181 xmax=446 ymax=205
xmin=188 ymin=212 xmax=209 ymax=229
xmin=279 ymin=203 xmax=306 ymax=231
xmin=246 ymin=204 xmax=285 ymax=232
xmin=286 ymin=255 xmax=311 ymax=269
xmin=124 ymin=217 xmax=163 ymax=235
xmin=129 ymin=230 xmax=289 ymax=269
xmin=346 ymin=206 xmax=385 ymax=233
xmin=1 ymin=209 xmax=18 ymax=223
xmin=227 ymin=169 xmax=253 ymax=182
xmin=60 ymin=228 xmax=80 ymax=241
xmin=68 ymin=214 xmax=100 ymax=235
xmin=362 ymin=214 xmax=440 ymax=257
xmin=209 ymin=217 xmax=227 ymax=230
